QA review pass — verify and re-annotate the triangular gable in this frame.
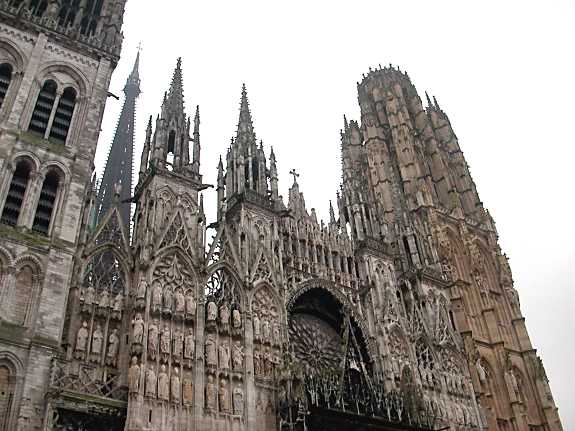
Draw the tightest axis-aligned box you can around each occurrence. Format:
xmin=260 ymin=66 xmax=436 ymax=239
xmin=157 ymin=210 xmax=195 ymax=258
xmin=89 ymin=206 xmax=130 ymax=252
xmin=251 ymin=248 xmax=273 ymax=284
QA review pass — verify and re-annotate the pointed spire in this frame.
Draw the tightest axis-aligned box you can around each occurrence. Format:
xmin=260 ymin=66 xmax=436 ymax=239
xmin=235 ymin=83 xmax=256 ymax=151
xmin=433 ymin=95 xmax=440 ymax=111
xmin=425 ymin=91 xmax=432 ymax=107
xmin=192 ymin=105 xmax=201 ymax=172
xmin=165 ymin=57 xmax=185 ymax=113
xmin=329 ymin=200 xmax=336 ymax=225
xmin=343 ymin=114 xmax=349 ymax=132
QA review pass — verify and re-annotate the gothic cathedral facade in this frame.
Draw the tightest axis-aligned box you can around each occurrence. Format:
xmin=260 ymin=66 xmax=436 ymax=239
xmin=0 ymin=2 xmax=564 ymax=431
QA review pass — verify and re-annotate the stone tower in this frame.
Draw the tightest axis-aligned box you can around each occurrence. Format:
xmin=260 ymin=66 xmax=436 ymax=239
xmin=0 ymin=0 xmax=125 ymax=429
xmin=96 ymin=50 xmax=141 ymax=229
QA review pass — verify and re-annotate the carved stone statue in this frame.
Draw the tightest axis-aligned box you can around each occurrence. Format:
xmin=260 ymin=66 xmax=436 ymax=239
xmin=145 ymin=366 xmax=157 ymax=398
xmin=152 ymin=283 xmax=162 ymax=311
xmin=262 ymin=319 xmax=271 ymax=343
xmin=137 ymin=279 xmax=148 ymax=299
xmin=205 ymin=335 xmax=217 ymax=366
xmin=219 ymin=304 xmax=230 ymax=325
xmin=106 ymin=328 xmax=119 ymax=363
xmin=171 ymin=367 xmax=181 ymax=403
xmin=184 ymin=329 xmax=195 ymax=359
xmin=263 ymin=348 xmax=271 ymax=376
xmin=232 ymin=341 xmax=243 ymax=371
xmin=476 ymin=358 xmax=487 ymax=384
xmin=254 ymin=349 xmax=261 ymax=375
xmin=113 ymin=292 xmax=123 ymax=312
xmin=253 ymin=314 xmax=261 ymax=339
xmin=160 ymin=325 xmax=170 ymax=355
xmin=173 ymin=329 xmax=183 ymax=357
xmin=219 ymin=379 xmax=230 ymax=413
xmin=99 ymin=289 xmax=110 ymax=308
xmin=128 ymin=356 xmax=140 ymax=393
xmin=232 ymin=308 xmax=241 ymax=328
xmin=85 ymin=285 xmax=95 ymax=305
xmin=75 ymin=321 xmax=89 ymax=352
xmin=233 ymin=386 xmax=244 ymax=415
xmin=92 ymin=324 xmax=104 ymax=356
xmin=185 ymin=292 xmax=196 ymax=316
xmin=163 ymin=287 xmax=173 ymax=311
xmin=183 ymin=376 xmax=193 ymax=405
xmin=158 ymin=365 xmax=169 ymax=401
xmin=207 ymin=301 xmax=217 ymax=321
xmin=174 ymin=289 xmax=185 ymax=314
xmin=148 ymin=320 xmax=159 ymax=357
xmin=219 ymin=342 xmax=230 ymax=370
xmin=272 ymin=322 xmax=280 ymax=344
xmin=205 ymin=375 xmax=216 ymax=409
xmin=132 ymin=313 xmax=144 ymax=344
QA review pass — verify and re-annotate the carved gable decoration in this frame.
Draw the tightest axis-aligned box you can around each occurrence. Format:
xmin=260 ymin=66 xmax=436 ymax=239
xmin=90 ymin=207 xmax=129 ymax=251
xmin=251 ymin=251 xmax=273 ymax=284
xmin=158 ymin=210 xmax=194 ymax=257
xmin=152 ymin=252 xmax=196 ymax=300
xmin=82 ymin=249 xmax=126 ymax=295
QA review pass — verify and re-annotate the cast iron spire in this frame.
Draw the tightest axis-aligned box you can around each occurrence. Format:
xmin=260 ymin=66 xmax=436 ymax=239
xmin=96 ymin=50 xmax=141 ymax=228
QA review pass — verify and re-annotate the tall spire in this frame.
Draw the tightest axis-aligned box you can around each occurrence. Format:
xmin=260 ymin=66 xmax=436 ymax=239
xmin=96 ymin=50 xmax=141 ymax=228
xmin=165 ymin=57 xmax=185 ymax=115
xmin=235 ymin=83 xmax=256 ymax=152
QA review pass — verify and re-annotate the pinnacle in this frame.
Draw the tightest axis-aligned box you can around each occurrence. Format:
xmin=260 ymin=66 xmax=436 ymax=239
xmin=165 ymin=57 xmax=185 ymax=114
xmin=235 ymin=83 xmax=256 ymax=145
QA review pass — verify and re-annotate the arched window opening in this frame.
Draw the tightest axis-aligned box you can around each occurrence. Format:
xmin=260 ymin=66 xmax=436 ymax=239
xmin=14 ymin=266 xmax=34 ymax=325
xmin=0 ymin=160 xmax=32 ymax=226
xmin=0 ymin=365 xmax=14 ymax=430
xmin=49 ymin=87 xmax=76 ymax=144
xmin=0 ymin=63 xmax=13 ymax=110
xmin=32 ymin=170 xmax=60 ymax=235
xmin=29 ymin=80 xmax=57 ymax=137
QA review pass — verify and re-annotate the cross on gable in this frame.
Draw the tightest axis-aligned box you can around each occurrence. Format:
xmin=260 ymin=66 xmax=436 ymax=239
xmin=289 ymin=169 xmax=299 ymax=184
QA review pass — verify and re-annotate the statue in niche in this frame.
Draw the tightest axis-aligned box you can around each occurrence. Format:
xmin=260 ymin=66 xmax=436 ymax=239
xmin=128 ymin=356 xmax=140 ymax=393
xmin=253 ymin=314 xmax=261 ymax=340
xmin=232 ymin=341 xmax=244 ymax=371
xmin=219 ymin=379 xmax=230 ymax=413
xmin=205 ymin=375 xmax=216 ymax=409
xmin=136 ymin=279 xmax=147 ymax=299
xmin=106 ymin=328 xmax=119 ymax=365
xmin=152 ymin=283 xmax=162 ymax=312
xmin=148 ymin=319 xmax=159 ymax=358
xmin=85 ymin=285 xmax=95 ymax=305
xmin=79 ymin=287 xmax=85 ymax=303
xmin=205 ymin=335 xmax=217 ymax=366
xmin=132 ymin=313 xmax=144 ymax=344
xmin=173 ymin=329 xmax=183 ymax=358
xmin=158 ymin=365 xmax=169 ymax=400
xmin=219 ymin=342 xmax=230 ymax=370
xmin=476 ymin=357 xmax=487 ymax=384
xmin=207 ymin=301 xmax=217 ymax=322
xmin=163 ymin=287 xmax=173 ymax=312
xmin=220 ymin=303 xmax=230 ymax=325
xmin=183 ymin=376 xmax=193 ymax=404
xmin=171 ymin=367 xmax=181 ymax=403
xmin=113 ymin=292 xmax=123 ymax=312
xmin=263 ymin=348 xmax=271 ymax=377
xmin=262 ymin=319 xmax=271 ymax=343
xmin=160 ymin=325 xmax=170 ymax=355
xmin=92 ymin=323 xmax=104 ymax=356
xmin=233 ymin=386 xmax=244 ymax=415
xmin=145 ymin=366 xmax=157 ymax=398
xmin=232 ymin=308 xmax=241 ymax=328
xmin=184 ymin=329 xmax=195 ymax=359
xmin=99 ymin=289 xmax=110 ymax=308
xmin=272 ymin=321 xmax=281 ymax=344
xmin=253 ymin=349 xmax=261 ymax=375
xmin=174 ymin=289 xmax=185 ymax=314
xmin=75 ymin=321 xmax=89 ymax=354
xmin=185 ymin=291 xmax=196 ymax=316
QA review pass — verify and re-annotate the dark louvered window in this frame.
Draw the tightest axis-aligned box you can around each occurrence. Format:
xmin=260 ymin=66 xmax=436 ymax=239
xmin=49 ymin=87 xmax=76 ymax=144
xmin=0 ymin=160 xmax=32 ymax=226
xmin=32 ymin=170 xmax=60 ymax=235
xmin=0 ymin=63 xmax=13 ymax=110
xmin=29 ymin=80 xmax=57 ymax=137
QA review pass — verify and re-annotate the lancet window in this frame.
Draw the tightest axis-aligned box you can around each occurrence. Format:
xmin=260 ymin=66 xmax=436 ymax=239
xmin=0 ymin=64 xmax=13 ymax=110
xmin=0 ymin=159 xmax=32 ymax=226
xmin=32 ymin=169 xmax=61 ymax=235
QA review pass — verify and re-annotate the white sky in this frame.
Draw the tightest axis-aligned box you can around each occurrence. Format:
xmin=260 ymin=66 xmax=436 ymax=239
xmin=95 ymin=0 xmax=575 ymax=426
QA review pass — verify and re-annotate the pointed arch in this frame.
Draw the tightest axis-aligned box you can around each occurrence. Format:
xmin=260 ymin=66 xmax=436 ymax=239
xmin=89 ymin=205 xmax=131 ymax=251
xmin=204 ymin=260 xmax=245 ymax=309
xmin=250 ymin=281 xmax=283 ymax=321
xmin=157 ymin=209 xmax=195 ymax=258
xmin=81 ymin=245 xmax=130 ymax=296
xmin=150 ymin=245 xmax=198 ymax=295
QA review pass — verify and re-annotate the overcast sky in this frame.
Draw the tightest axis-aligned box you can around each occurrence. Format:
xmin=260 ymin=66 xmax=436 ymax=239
xmin=95 ymin=0 xmax=574 ymax=426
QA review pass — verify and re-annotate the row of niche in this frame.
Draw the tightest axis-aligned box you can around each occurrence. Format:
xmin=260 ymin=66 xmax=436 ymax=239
xmin=74 ymin=319 xmax=121 ymax=366
xmin=127 ymin=357 xmax=245 ymax=415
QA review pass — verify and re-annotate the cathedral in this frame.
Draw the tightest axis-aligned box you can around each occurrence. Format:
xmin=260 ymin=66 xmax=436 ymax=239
xmin=0 ymin=1 xmax=565 ymax=431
